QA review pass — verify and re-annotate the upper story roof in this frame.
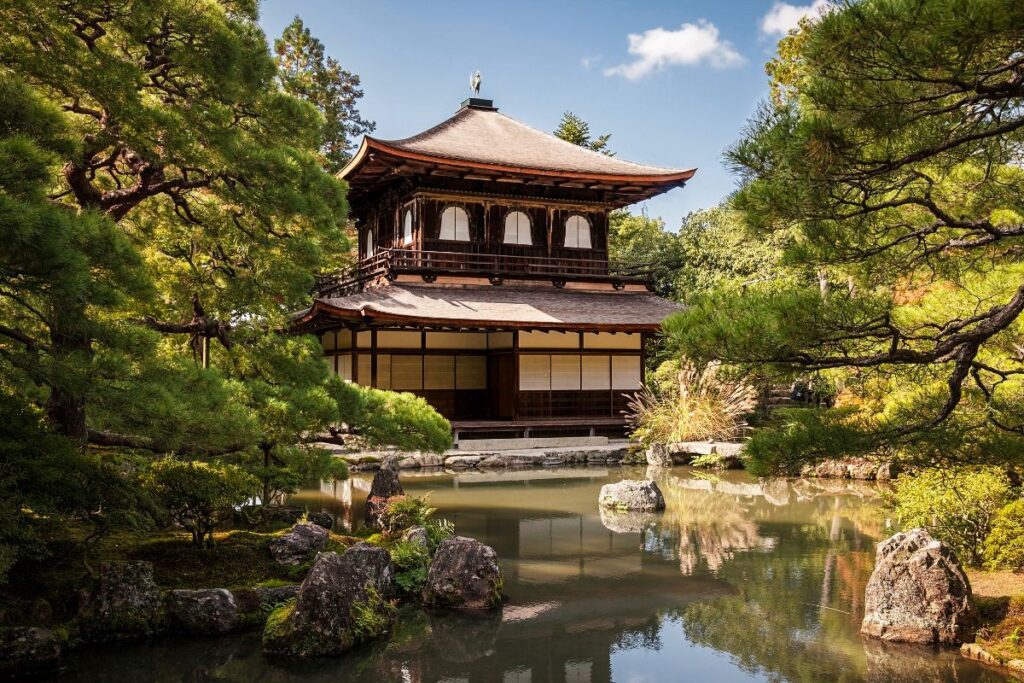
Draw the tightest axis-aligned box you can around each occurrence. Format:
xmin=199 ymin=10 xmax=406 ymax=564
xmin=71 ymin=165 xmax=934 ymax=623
xmin=339 ymin=99 xmax=696 ymax=206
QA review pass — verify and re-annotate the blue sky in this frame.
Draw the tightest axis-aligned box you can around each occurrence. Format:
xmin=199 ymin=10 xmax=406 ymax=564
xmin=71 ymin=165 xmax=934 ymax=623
xmin=259 ymin=1 xmax=826 ymax=230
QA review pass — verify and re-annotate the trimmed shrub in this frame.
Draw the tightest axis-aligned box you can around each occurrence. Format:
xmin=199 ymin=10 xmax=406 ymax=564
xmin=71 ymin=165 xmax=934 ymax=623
xmin=889 ymin=466 xmax=1013 ymax=566
xmin=145 ymin=459 xmax=258 ymax=548
xmin=984 ymin=500 xmax=1024 ymax=570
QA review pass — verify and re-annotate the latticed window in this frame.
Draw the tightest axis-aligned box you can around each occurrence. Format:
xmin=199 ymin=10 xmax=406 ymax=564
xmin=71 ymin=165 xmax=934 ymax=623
xmin=564 ymin=214 xmax=591 ymax=248
xmin=439 ymin=206 xmax=470 ymax=241
xmin=503 ymin=210 xmax=532 ymax=245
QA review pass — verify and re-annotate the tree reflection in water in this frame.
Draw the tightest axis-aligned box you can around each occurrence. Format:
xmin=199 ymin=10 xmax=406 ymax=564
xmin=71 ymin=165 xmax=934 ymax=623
xmin=60 ymin=468 xmax=1007 ymax=683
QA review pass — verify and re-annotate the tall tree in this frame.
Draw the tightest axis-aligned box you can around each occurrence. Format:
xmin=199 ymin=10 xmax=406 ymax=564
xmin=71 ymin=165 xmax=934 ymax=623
xmin=274 ymin=16 xmax=375 ymax=173
xmin=553 ymin=112 xmax=613 ymax=156
xmin=666 ymin=0 xmax=1024 ymax=473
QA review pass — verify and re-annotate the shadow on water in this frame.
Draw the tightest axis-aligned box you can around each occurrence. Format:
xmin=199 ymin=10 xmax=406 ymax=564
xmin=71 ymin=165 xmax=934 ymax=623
xmin=62 ymin=466 xmax=1012 ymax=682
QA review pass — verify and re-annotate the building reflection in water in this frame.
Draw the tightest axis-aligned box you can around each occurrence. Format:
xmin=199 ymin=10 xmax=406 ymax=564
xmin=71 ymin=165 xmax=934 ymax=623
xmin=62 ymin=467 xmax=1004 ymax=682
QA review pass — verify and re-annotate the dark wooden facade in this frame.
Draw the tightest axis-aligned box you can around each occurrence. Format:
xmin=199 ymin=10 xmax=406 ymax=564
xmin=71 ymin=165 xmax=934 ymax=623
xmin=297 ymin=98 xmax=693 ymax=436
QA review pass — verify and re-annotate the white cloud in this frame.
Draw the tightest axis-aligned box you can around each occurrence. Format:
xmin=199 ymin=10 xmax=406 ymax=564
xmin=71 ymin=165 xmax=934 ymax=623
xmin=760 ymin=0 xmax=831 ymax=37
xmin=604 ymin=20 xmax=743 ymax=80
xmin=580 ymin=55 xmax=602 ymax=70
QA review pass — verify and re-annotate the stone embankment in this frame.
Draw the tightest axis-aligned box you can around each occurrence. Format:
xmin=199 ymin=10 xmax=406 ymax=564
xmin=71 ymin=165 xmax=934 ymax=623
xmin=801 ymin=458 xmax=897 ymax=481
xmin=318 ymin=442 xmax=629 ymax=472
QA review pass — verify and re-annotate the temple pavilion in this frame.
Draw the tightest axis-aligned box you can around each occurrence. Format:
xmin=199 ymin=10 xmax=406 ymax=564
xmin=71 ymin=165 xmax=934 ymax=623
xmin=293 ymin=98 xmax=695 ymax=441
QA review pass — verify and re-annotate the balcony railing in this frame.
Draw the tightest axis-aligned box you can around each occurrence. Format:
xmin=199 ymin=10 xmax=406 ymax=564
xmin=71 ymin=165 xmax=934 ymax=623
xmin=315 ymin=248 xmax=655 ymax=298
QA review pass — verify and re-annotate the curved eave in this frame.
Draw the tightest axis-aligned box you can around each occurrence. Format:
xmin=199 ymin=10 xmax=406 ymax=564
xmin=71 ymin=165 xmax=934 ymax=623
xmin=293 ymin=299 xmax=667 ymax=333
xmin=339 ymin=137 xmax=697 ymax=187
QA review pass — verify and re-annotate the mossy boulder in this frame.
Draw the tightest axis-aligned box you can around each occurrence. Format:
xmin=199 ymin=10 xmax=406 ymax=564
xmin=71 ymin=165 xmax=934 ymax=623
xmin=77 ymin=561 xmax=165 ymax=642
xmin=262 ymin=543 xmax=395 ymax=657
xmin=0 ymin=627 xmax=60 ymax=678
xmin=269 ymin=522 xmax=328 ymax=566
xmin=167 ymin=588 xmax=242 ymax=635
xmin=365 ymin=458 xmax=404 ymax=527
xmin=422 ymin=536 xmax=503 ymax=611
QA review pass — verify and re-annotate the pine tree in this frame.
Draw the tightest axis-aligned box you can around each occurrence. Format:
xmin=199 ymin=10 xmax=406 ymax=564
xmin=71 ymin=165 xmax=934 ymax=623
xmin=667 ymin=0 xmax=1024 ymax=473
xmin=0 ymin=1 xmax=450 ymax=567
xmin=275 ymin=16 xmax=375 ymax=173
xmin=553 ymin=112 xmax=613 ymax=156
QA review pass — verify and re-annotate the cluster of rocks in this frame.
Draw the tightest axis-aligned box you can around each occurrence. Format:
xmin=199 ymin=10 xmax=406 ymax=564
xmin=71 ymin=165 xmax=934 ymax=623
xmin=262 ymin=534 xmax=503 ymax=658
xmin=801 ymin=457 xmax=897 ymax=480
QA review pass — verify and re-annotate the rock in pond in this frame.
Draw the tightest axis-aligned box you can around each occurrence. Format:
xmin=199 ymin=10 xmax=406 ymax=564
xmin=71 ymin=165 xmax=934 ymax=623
xmin=78 ymin=561 xmax=165 ymax=642
xmin=861 ymin=528 xmax=975 ymax=645
xmin=262 ymin=543 xmax=394 ymax=657
xmin=0 ymin=627 xmax=61 ymax=678
xmin=168 ymin=588 xmax=242 ymax=635
xmin=422 ymin=536 xmax=503 ymax=611
xmin=598 ymin=479 xmax=665 ymax=512
xmin=269 ymin=522 xmax=329 ymax=566
xmin=365 ymin=456 xmax=404 ymax=526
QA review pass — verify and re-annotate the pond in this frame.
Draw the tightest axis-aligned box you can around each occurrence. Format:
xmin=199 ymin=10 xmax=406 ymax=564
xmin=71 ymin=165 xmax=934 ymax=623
xmin=63 ymin=466 xmax=1009 ymax=682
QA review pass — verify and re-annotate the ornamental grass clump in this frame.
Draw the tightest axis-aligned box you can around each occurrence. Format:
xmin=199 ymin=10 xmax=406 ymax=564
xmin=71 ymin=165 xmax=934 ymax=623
xmin=626 ymin=361 xmax=758 ymax=447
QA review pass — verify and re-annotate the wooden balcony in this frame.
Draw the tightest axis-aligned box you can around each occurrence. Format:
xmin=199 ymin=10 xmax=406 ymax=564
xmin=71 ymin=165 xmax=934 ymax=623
xmin=316 ymin=248 xmax=656 ymax=298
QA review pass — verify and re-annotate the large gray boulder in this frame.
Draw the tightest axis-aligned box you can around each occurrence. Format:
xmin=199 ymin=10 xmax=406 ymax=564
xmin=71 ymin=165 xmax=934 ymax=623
xmin=0 ymin=627 xmax=61 ymax=678
xmin=598 ymin=479 xmax=666 ymax=512
xmin=78 ymin=561 xmax=165 ymax=641
xmin=262 ymin=543 xmax=394 ymax=657
xmin=167 ymin=588 xmax=241 ymax=635
xmin=269 ymin=522 xmax=329 ymax=566
xmin=365 ymin=458 xmax=404 ymax=527
xmin=861 ymin=528 xmax=975 ymax=645
xmin=422 ymin=536 xmax=503 ymax=610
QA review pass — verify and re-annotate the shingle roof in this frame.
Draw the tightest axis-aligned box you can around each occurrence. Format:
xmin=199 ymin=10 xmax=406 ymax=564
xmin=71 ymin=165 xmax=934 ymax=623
xmin=341 ymin=105 xmax=695 ymax=182
xmin=303 ymin=284 xmax=682 ymax=331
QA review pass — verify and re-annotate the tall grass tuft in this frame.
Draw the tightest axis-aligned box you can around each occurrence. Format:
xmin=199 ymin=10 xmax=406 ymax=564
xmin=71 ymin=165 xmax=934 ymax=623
xmin=626 ymin=361 xmax=757 ymax=446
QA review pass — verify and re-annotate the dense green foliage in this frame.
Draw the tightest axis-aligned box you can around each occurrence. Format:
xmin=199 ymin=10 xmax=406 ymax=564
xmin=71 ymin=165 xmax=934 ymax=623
xmin=274 ymin=16 xmax=375 ymax=173
xmin=983 ymin=500 xmax=1024 ymax=571
xmin=667 ymin=0 xmax=1024 ymax=472
xmin=145 ymin=458 xmax=258 ymax=547
xmin=889 ymin=467 xmax=1013 ymax=566
xmin=389 ymin=540 xmax=431 ymax=596
xmin=0 ymin=1 xmax=448 ymax=579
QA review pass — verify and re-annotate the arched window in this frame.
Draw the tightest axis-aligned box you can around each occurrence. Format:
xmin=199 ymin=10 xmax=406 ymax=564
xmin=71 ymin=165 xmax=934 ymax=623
xmin=564 ymin=215 xmax=592 ymax=249
xmin=364 ymin=230 xmax=374 ymax=259
xmin=439 ymin=206 xmax=470 ymax=241
xmin=402 ymin=209 xmax=413 ymax=245
xmin=503 ymin=210 xmax=532 ymax=245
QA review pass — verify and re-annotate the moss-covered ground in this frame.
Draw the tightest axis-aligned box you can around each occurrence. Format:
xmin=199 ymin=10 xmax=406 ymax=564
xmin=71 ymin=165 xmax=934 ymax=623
xmin=0 ymin=526 xmax=358 ymax=628
xmin=968 ymin=570 xmax=1024 ymax=663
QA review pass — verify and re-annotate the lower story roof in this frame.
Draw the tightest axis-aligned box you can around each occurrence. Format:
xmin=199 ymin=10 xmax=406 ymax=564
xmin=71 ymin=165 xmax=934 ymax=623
xmin=294 ymin=284 xmax=682 ymax=332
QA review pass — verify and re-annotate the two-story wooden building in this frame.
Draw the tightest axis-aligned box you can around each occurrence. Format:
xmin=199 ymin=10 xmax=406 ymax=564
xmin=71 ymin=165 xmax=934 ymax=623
xmin=293 ymin=98 xmax=695 ymax=440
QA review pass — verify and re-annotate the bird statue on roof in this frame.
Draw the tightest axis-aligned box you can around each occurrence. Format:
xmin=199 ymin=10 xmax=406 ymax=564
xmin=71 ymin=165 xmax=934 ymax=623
xmin=470 ymin=70 xmax=482 ymax=96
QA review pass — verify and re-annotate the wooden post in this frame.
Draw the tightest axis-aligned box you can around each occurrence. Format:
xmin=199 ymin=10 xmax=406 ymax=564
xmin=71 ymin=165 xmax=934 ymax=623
xmin=512 ymin=330 xmax=520 ymax=421
xmin=370 ymin=329 xmax=378 ymax=388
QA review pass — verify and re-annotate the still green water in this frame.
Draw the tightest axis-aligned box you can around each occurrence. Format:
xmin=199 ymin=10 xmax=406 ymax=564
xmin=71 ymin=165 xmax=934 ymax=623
xmin=63 ymin=466 xmax=1008 ymax=682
